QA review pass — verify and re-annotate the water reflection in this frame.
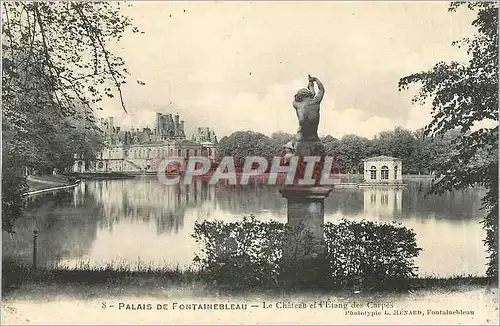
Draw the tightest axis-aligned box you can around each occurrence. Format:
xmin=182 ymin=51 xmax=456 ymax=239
xmin=2 ymin=177 xmax=488 ymax=276
xmin=4 ymin=189 xmax=103 ymax=268
xmin=362 ymin=188 xmax=403 ymax=219
xmin=83 ymin=178 xmax=217 ymax=235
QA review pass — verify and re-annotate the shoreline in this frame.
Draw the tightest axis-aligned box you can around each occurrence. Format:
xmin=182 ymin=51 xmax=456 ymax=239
xmin=3 ymin=277 xmax=496 ymax=299
xmin=23 ymin=176 xmax=81 ymax=197
xmin=3 ymin=258 xmax=496 ymax=299
xmin=67 ymin=172 xmax=436 ymax=185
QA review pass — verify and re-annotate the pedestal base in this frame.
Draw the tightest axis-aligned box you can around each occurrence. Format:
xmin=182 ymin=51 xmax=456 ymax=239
xmin=279 ymin=185 xmax=333 ymax=288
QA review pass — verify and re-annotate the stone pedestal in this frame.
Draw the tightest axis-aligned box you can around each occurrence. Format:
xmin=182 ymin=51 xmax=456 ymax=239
xmin=279 ymin=185 xmax=333 ymax=288
xmin=280 ymin=138 xmax=330 ymax=249
xmin=279 ymin=185 xmax=332 ymax=242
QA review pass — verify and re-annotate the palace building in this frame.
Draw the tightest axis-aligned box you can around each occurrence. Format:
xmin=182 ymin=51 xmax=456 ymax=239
xmin=73 ymin=113 xmax=218 ymax=173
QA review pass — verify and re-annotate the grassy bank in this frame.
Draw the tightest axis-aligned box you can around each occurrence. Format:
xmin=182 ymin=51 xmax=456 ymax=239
xmin=25 ymin=175 xmax=77 ymax=192
xmin=3 ymin=259 xmax=496 ymax=300
xmin=2 ymin=260 xmax=204 ymax=299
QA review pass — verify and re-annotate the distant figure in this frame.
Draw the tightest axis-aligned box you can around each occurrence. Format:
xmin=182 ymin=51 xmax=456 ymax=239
xmin=293 ymin=75 xmax=325 ymax=142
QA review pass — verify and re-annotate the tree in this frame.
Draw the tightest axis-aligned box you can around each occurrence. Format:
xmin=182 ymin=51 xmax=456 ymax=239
xmin=321 ymin=136 xmax=341 ymax=173
xmin=336 ymin=135 xmax=370 ymax=174
xmin=218 ymin=131 xmax=282 ymax=162
xmin=39 ymin=113 xmax=104 ymax=174
xmin=271 ymin=132 xmax=294 ymax=146
xmin=2 ymin=2 xmax=142 ymax=233
xmin=2 ymin=2 xmax=143 ymax=113
xmin=372 ymin=127 xmax=423 ymax=174
xmin=426 ymin=129 xmax=462 ymax=174
xmin=399 ymin=2 xmax=498 ymax=278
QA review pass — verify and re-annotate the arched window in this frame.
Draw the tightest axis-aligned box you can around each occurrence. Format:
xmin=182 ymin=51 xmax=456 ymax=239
xmin=381 ymin=166 xmax=389 ymax=180
xmin=394 ymin=165 xmax=398 ymax=179
xmin=370 ymin=166 xmax=377 ymax=180
xmin=98 ymin=162 xmax=104 ymax=169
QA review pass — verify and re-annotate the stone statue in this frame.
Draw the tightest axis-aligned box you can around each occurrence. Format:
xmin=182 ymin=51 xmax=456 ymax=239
xmin=283 ymin=75 xmax=325 ymax=157
xmin=280 ymin=75 xmax=327 ymax=184
xmin=293 ymin=75 xmax=324 ymax=143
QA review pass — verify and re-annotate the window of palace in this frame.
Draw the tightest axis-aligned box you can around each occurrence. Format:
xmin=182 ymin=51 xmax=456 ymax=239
xmin=381 ymin=166 xmax=389 ymax=180
xmin=370 ymin=166 xmax=377 ymax=179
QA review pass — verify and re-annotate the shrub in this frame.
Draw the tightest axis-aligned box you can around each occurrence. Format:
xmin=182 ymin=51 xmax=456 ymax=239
xmin=192 ymin=216 xmax=284 ymax=290
xmin=324 ymin=219 xmax=421 ymax=290
xmin=192 ymin=216 xmax=422 ymax=291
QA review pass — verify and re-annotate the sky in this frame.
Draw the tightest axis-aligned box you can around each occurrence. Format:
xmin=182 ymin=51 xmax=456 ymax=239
xmin=97 ymin=1 xmax=478 ymax=140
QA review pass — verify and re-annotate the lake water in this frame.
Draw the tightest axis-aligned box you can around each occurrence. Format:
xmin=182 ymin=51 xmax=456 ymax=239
xmin=3 ymin=176 xmax=488 ymax=277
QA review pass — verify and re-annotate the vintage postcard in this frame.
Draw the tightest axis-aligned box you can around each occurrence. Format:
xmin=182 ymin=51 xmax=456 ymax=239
xmin=2 ymin=1 xmax=499 ymax=325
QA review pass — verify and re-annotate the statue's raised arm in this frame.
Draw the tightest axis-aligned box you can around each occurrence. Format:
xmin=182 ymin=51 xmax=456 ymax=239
xmin=311 ymin=76 xmax=324 ymax=104
xmin=307 ymin=74 xmax=316 ymax=97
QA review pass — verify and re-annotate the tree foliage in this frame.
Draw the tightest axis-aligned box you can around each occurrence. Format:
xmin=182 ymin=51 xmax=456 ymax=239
xmin=337 ymin=135 xmax=371 ymax=174
xmin=271 ymin=132 xmax=294 ymax=146
xmin=220 ymin=127 xmax=467 ymax=175
xmin=399 ymin=2 xmax=498 ymax=277
xmin=2 ymin=2 xmax=141 ymax=233
xmin=2 ymin=2 xmax=143 ymax=113
xmin=218 ymin=131 xmax=282 ymax=161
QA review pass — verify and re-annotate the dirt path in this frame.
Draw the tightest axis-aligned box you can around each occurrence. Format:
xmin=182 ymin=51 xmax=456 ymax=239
xmin=2 ymin=284 xmax=498 ymax=324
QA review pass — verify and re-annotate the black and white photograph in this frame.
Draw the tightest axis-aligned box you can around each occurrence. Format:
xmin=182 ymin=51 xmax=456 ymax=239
xmin=1 ymin=1 xmax=499 ymax=324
